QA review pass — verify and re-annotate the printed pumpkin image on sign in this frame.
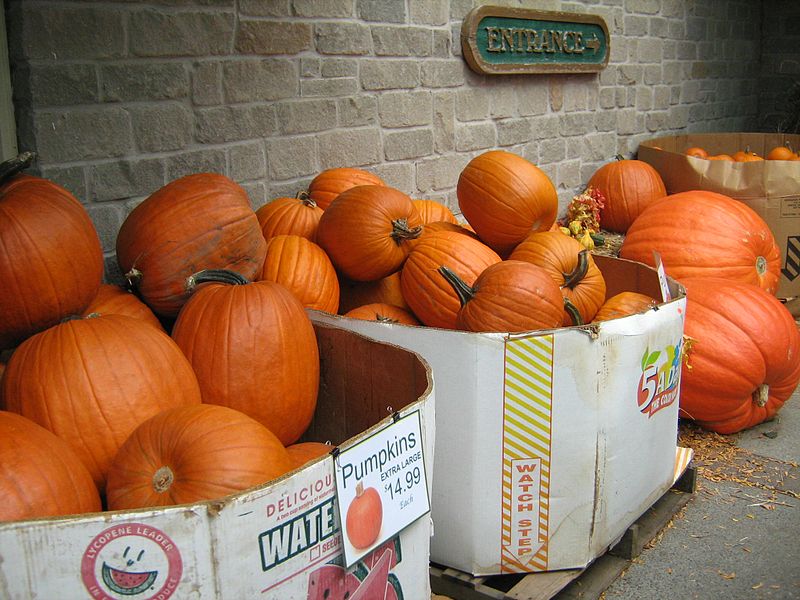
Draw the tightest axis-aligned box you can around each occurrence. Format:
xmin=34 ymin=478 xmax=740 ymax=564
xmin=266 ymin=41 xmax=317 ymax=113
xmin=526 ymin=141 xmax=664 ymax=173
xmin=346 ymin=482 xmax=384 ymax=549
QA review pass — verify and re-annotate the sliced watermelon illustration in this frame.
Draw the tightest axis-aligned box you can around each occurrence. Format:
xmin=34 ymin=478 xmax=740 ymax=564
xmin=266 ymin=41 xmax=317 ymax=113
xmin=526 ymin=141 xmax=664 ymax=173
xmin=350 ymin=548 xmax=392 ymax=600
xmin=363 ymin=536 xmax=401 ymax=571
xmin=101 ymin=562 xmax=158 ymax=595
xmin=386 ymin=573 xmax=404 ymax=600
xmin=306 ymin=564 xmax=361 ymax=600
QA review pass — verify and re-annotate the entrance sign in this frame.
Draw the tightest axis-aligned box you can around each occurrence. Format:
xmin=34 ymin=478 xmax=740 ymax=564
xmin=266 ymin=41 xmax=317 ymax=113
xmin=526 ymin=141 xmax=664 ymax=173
xmin=461 ymin=6 xmax=610 ymax=75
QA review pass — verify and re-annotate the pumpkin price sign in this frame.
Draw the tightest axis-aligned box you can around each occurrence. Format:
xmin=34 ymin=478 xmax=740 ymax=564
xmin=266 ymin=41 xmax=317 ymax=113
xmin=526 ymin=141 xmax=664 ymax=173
xmin=334 ymin=410 xmax=430 ymax=567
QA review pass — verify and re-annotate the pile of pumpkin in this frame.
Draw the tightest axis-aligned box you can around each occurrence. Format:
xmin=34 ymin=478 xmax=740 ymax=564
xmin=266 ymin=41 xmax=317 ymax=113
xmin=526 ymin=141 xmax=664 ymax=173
xmin=1 ymin=144 xmax=799 ymax=525
xmin=683 ymin=141 xmax=800 ymax=161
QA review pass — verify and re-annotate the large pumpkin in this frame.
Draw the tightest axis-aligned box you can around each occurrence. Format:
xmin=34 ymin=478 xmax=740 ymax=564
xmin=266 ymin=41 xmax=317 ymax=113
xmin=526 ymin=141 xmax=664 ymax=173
xmin=0 ymin=410 xmax=101 ymax=521
xmin=256 ymin=192 xmax=323 ymax=242
xmin=400 ymin=230 xmax=501 ymax=329
xmin=457 ymin=150 xmax=557 ymax=256
xmin=316 ymin=185 xmax=423 ymax=282
xmin=338 ymin=271 xmax=410 ymax=314
xmin=587 ymin=157 xmax=666 ymax=233
xmin=171 ymin=270 xmax=320 ymax=446
xmin=307 ymin=167 xmax=385 ymax=210
xmin=83 ymin=283 xmax=164 ymax=331
xmin=619 ymin=191 xmax=780 ymax=294
xmin=106 ymin=404 xmax=293 ymax=510
xmin=679 ymin=278 xmax=800 ymax=434
xmin=509 ymin=231 xmax=606 ymax=325
xmin=0 ymin=154 xmax=103 ymax=350
xmin=259 ymin=235 xmax=340 ymax=313
xmin=116 ymin=173 xmax=267 ymax=318
xmin=2 ymin=314 xmax=202 ymax=492
xmin=412 ymin=199 xmax=458 ymax=225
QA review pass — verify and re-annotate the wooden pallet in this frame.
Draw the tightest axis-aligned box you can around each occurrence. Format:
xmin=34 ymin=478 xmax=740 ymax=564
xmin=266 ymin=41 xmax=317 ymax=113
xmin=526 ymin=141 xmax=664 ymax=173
xmin=430 ymin=465 xmax=697 ymax=600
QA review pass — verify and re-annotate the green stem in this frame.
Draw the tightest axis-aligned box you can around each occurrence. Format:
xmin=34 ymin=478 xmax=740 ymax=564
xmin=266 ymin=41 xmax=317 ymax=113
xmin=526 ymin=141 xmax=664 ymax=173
xmin=0 ymin=152 xmax=36 ymax=185
xmin=186 ymin=269 xmax=250 ymax=292
xmin=437 ymin=265 xmax=474 ymax=307
xmin=296 ymin=190 xmax=318 ymax=208
xmin=562 ymin=250 xmax=589 ymax=290
xmin=564 ymin=297 xmax=583 ymax=326
xmin=391 ymin=218 xmax=423 ymax=245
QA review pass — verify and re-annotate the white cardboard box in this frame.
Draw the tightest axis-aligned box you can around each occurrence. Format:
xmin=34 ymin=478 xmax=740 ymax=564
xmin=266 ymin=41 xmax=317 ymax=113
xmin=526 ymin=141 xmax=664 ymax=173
xmin=0 ymin=324 xmax=435 ymax=599
xmin=310 ymin=255 xmax=686 ymax=576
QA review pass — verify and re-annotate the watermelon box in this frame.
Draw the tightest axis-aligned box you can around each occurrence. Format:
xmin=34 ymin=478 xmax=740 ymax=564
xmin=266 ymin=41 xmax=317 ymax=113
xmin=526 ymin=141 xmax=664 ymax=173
xmin=310 ymin=255 xmax=688 ymax=576
xmin=0 ymin=324 xmax=435 ymax=599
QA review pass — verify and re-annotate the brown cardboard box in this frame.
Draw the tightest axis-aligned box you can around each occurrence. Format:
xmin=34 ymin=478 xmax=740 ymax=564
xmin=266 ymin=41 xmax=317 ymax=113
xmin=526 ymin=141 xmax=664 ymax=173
xmin=638 ymin=133 xmax=800 ymax=298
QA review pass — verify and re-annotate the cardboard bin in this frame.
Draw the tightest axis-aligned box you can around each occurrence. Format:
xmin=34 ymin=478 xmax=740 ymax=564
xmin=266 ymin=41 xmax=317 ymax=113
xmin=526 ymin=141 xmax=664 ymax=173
xmin=0 ymin=323 xmax=434 ymax=600
xmin=638 ymin=132 xmax=800 ymax=298
xmin=310 ymin=255 xmax=686 ymax=576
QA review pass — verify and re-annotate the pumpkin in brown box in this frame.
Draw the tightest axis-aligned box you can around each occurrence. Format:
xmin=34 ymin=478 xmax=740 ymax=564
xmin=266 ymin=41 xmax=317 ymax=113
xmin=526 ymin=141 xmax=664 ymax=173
xmin=344 ymin=302 xmax=420 ymax=326
xmin=171 ymin=270 xmax=319 ymax=446
xmin=587 ymin=157 xmax=667 ymax=233
xmin=116 ymin=173 xmax=267 ymax=318
xmin=256 ymin=193 xmax=324 ymax=242
xmin=2 ymin=314 xmax=202 ymax=493
xmin=592 ymin=291 xmax=658 ymax=322
xmin=83 ymin=283 xmax=165 ymax=331
xmin=0 ymin=410 xmax=101 ymax=522
xmin=286 ymin=441 xmax=334 ymax=470
xmin=679 ymin=278 xmax=800 ymax=434
xmin=316 ymin=185 xmax=423 ymax=282
xmin=106 ymin=404 xmax=293 ymax=510
xmin=0 ymin=154 xmax=103 ymax=350
xmin=457 ymin=150 xmax=558 ymax=256
xmin=619 ymin=190 xmax=781 ymax=294
xmin=307 ymin=167 xmax=385 ymax=210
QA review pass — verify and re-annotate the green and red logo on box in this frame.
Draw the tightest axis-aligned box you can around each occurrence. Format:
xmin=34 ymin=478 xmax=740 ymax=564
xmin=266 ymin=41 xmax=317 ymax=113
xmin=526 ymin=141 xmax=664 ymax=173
xmin=637 ymin=339 xmax=682 ymax=417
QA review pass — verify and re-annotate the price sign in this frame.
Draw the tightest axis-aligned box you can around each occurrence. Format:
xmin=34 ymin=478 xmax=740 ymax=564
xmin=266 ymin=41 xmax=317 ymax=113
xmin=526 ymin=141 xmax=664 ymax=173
xmin=653 ymin=251 xmax=672 ymax=303
xmin=334 ymin=410 xmax=430 ymax=567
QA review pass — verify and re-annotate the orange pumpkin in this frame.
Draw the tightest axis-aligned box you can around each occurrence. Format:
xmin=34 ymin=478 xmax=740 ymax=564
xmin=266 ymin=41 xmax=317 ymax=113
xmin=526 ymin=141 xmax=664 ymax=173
xmin=259 ymin=235 xmax=340 ymax=313
xmin=256 ymin=193 xmax=324 ymax=242
xmin=766 ymin=143 xmax=798 ymax=161
xmin=286 ymin=441 xmax=334 ymax=470
xmin=457 ymin=150 xmax=557 ymax=256
xmin=732 ymin=148 xmax=763 ymax=162
xmin=685 ymin=147 xmax=708 ymax=159
xmin=171 ymin=270 xmax=319 ymax=446
xmin=707 ymin=154 xmax=735 ymax=161
xmin=592 ymin=291 xmax=658 ymax=322
xmin=83 ymin=284 xmax=165 ymax=331
xmin=412 ymin=199 xmax=458 ymax=224
xmin=106 ymin=404 xmax=293 ymax=510
xmin=344 ymin=303 xmax=420 ymax=326
xmin=307 ymin=167 xmax=385 ymax=210
xmin=0 ymin=410 xmax=101 ymax=521
xmin=338 ymin=271 xmax=410 ymax=314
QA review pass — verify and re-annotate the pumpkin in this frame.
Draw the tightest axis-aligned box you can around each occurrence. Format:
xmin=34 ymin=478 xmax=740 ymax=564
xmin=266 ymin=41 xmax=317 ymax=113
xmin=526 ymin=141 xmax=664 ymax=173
xmin=439 ymin=260 xmax=566 ymax=333
xmin=0 ymin=410 xmax=101 ymax=521
xmin=707 ymin=154 xmax=734 ymax=161
xmin=83 ymin=283 xmax=165 ymax=331
xmin=2 ymin=314 xmax=202 ymax=492
xmin=316 ymin=185 xmax=423 ymax=282
xmin=766 ymin=143 xmax=798 ymax=161
xmin=509 ymin=231 xmax=606 ymax=325
xmin=338 ymin=272 xmax=410 ymax=314
xmin=400 ymin=230 xmax=502 ymax=329
xmin=732 ymin=147 xmax=763 ymax=162
xmin=619 ymin=191 xmax=781 ymax=294
xmin=116 ymin=173 xmax=267 ymax=318
xmin=0 ymin=153 xmax=104 ymax=350
xmin=457 ymin=150 xmax=558 ymax=256
xmin=259 ymin=235 xmax=340 ymax=313
xmin=679 ymin=278 xmax=800 ymax=434
xmin=587 ymin=157 xmax=667 ymax=233
xmin=592 ymin=291 xmax=658 ymax=322
xmin=346 ymin=481 xmax=383 ymax=549
xmin=106 ymin=404 xmax=292 ymax=510
xmin=344 ymin=303 xmax=420 ymax=326
xmin=412 ymin=199 xmax=458 ymax=224
xmin=286 ymin=441 xmax=334 ymax=470
xmin=171 ymin=270 xmax=319 ymax=446
xmin=307 ymin=167 xmax=385 ymax=210
xmin=256 ymin=192 xmax=323 ymax=242
xmin=684 ymin=147 xmax=708 ymax=159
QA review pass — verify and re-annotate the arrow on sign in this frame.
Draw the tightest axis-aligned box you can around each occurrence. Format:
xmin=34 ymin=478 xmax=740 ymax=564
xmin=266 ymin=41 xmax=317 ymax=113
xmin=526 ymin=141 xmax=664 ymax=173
xmin=585 ymin=34 xmax=600 ymax=54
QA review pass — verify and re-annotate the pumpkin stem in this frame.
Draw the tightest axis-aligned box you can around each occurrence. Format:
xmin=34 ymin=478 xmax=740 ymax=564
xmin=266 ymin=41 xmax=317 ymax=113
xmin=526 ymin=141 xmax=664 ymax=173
xmin=124 ymin=267 xmax=143 ymax=290
xmin=614 ymin=154 xmax=625 ymax=161
xmin=355 ymin=480 xmax=364 ymax=497
xmin=375 ymin=314 xmax=399 ymax=324
xmin=755 ymin=256 xmax=767 ymax=276
xmin=152 ymin=465 xmax=175 ymax=494
xmin=564 ymin=297 xmax=583 ymax=326
xmin=186 ymin=269 xmax=250 ymax=292
xmin=391 ymin=218 xmax=423 ymax=245
xmin=437 ymin=265 xmax=475 ymax=307
xmin=562 ymin=250 xmax=590 ymax=290
xmin=754 ymin=384 xmax=769 ymax=407
xmin=296 ymin=190 xmax=318 ymax=208
xmin=0 ymin=151 xmax=36 ymax=185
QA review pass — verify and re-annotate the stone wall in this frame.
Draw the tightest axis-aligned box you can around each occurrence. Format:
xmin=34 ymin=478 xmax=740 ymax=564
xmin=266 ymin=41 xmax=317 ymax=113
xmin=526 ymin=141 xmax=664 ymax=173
xmin=758 ymin=0 xmax=800 ymax=132
xmin=7 ymin=0 xmax=766 ymax=281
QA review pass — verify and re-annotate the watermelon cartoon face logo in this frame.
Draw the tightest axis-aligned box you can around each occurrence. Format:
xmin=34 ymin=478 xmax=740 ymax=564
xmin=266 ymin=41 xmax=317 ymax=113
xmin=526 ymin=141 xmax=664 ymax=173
xmin=81 ymin=523 xmax=182 ymax=599
xmin=637 ymin=339 xmax=682 ymax=417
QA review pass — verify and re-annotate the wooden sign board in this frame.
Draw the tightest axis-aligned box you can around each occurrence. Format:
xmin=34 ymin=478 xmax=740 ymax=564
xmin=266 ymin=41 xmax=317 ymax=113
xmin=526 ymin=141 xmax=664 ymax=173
xmin=461 ymin=6 xmax=610 ymax=75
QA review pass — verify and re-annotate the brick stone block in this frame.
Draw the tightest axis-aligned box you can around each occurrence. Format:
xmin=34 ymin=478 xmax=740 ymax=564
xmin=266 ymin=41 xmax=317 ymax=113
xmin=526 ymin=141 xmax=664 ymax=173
xmin=195 ymin=105 xmax=277 ymax=143
xmin=455 ymin=88 xmax=490 ymax=121
xmin=86 ymin=203 xmax=125 ymax=253
xmin=595 ymin=110 xmax=617 ymax=132
xmin=239 ymin=0 xmax=290 ymax=17
xmin=20 ymin=64 xmax=99 ymax=106
xmin=293 ymin=0 xmax=354 ymax=18
xmin=236 ymin=20 xmax=312 ymax=55
xmin=636 ymin=87 xmax=653 ymax=111
xmin=37 ymin=165 xmax=88 ymax=204
xmin=240 ymin=181 xmax=268 ymax=209
xmin=361 ymin=60 xmax=420 ymax=90
xmin=455 ymin=122 xmax=495 ymax=152
xmin=517 ymin=84 xmax=549 ymax=116
xmin=372 ymin=162 xmax=413 ymax=193
xmin=599 ymin=88 xmax=616 ymax=109
xmin=384 ymin=128 xmax=434 ymax=160
xmin=410 ymin=0 xmax=449 ymax=26
xmin=556 ymin=160 xmax=582 ymax=190
xmin=559 ymin=112 xmax=595 ymax=136
xmin=315 ymin=22 xmax=372 ymax=55
xmin=421 ymin=60 xmax=464 ymax=88
xmin=415 ymin=154 xmax=471 ymax=193
xmin=267 ymin=180 xmax=313 ymax=204
xmin=624 ymin=15 xmax=648 ymax=36
xmin=301 ymin=58 xmax=322 ymax=77
xmin=192 ymin=62 xmax=223 ymax=106
xmin=643 ymin=64 xmax=662 ymax=85
xmin=130 ymin=10 xmax=234 ymax=57
xmin=222 ymin=59 xmax=297 ymax=102
xmin=322 ymin=59 xmax=358 ymax=77
xmin=433 ymin=30 xmax=452 ymax=58
xmin=89 ymin=159 xmax=165 ymax=203
xmin=230 ymin=142 xmax=267 ymax=182
xmin=576 ymin=132 xmax=617 ymax=162
xmin=166 ymin=149 xmax=227 ymax=181
xmin=317 ymin=128 xmax=382 ymax=169
xmin=372 ymin=26 xmax=433 ymax=57
xmin=636 ymin=39 xmax=663 ymax=63
xmin=338 ymin=96 xmax=379 ymax=127
xmin=433 ymin=91 xmax=455 ymax=153
xmin=34 ymin=107 xmax=132 ymax=163
xmin=15 ymin=5 xmax=124 ymax=60
xmin=102 ymin=63 xmax=190 ymax=102
xmin=379 ymin=91 xmax=432 ymax=128
xmin=646 ymin=111 xmax=670 ymax=132
xmin=276 ymin=99 xmax=338 ymax=134
xmin=616 ymin=108 xmax=645 ymax=135
xmin=358 ymin=0 xmax=406 ymax=23
xmin=497 ymin=118 xmax=532 ymax=147
xmin=130 ymin=103 xmax=192 ymax=153
xmin=267 ymin=135 xmax=317 ymax=181
xmin=539 ymin=138 xmax=566 ymax=163
xmin=301 ymin=78 xmax=359 ymax=97
xmin=529 ymin=115 xmax=560 ymax=140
